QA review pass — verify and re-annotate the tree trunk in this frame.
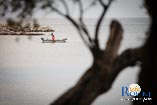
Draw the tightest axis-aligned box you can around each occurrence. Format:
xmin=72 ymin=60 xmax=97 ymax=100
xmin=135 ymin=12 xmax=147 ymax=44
xmin=50 ymin=59 xmax=111 ymax=105
xmin=50 ymin=20 xmax=142 ymax=105
xmin=133 ymin=0 xmax=157 ymax=105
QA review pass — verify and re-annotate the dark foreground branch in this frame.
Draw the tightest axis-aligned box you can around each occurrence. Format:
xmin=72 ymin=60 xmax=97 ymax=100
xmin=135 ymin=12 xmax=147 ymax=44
xmin=50 ymin=5 xmax=92 ymax=49
xmin=94 ymin=0 xmax=114 ymax=48
xmin=108 ymin=48 xmax=143 ymax=84
xmin=50 ymin=48 xmax=142 ymax=105
xmin=50 ymin=20 xmax=143 ymax=105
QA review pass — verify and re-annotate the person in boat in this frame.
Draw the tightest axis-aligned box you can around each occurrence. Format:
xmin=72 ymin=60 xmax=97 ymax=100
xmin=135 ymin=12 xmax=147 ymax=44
xmin=51 ymin=32 xmax=55 ymax=41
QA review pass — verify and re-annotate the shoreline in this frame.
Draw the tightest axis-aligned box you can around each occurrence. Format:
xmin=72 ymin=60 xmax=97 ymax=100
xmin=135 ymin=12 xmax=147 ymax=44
xmin=0 ymin=32 xmax=44 ymax=35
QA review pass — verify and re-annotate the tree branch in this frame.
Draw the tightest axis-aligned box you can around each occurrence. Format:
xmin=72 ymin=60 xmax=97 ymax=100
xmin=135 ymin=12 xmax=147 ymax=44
xmin=94 ymin=0 xmax=114 ymax=49
xmin=84 ymin=0 xmax=97 ymax=11
xmin=66 ymin=15 xmax=92 ymax=48
xmin=50 ymin=4 xmax=92 ymax=49
xmin=108 ymin=48 xmax=143 ymax=85
xmin=105 ymin=19 xmax=123 ymax=59
xmin=50 ymin=48 xmax=142 ymax=105
xmin=99 ymin=0 xmax=107 ymax=7
xmin=59 ymin=0 xmax=70 ymax=15
xmin=78 ymin=0 xmax=92 ymax=44
xmin=50 ymin=19 xmax=143 ymax=105
xmin=50 ymin=6 xmax=66 ymax=17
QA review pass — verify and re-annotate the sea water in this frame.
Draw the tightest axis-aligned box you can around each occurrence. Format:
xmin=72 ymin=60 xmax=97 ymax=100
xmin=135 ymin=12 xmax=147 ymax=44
xmin=0 ymin=18 xmax=149 ymax=105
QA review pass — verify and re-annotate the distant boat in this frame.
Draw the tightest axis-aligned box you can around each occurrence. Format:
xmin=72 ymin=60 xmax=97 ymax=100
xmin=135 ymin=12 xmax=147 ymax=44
xmin=41 ymin=38 xmax=67 ymax=43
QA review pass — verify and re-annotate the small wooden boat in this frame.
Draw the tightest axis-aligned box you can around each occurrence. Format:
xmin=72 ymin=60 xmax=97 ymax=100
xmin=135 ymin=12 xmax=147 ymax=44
xmin=41 ymin=38 xmax=67 ymax=43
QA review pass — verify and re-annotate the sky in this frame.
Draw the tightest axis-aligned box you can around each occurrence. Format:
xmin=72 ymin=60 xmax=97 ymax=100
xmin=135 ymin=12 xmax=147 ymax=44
xmin=104 ymin=0 xmax=147 ymax=17
xmin=33 ymin=0 xmax=148 ymax=19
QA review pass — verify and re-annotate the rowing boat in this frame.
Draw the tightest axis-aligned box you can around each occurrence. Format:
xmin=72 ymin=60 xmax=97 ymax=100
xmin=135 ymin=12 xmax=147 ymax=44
xmin=41 ymin=38 xmax=67 ymax=43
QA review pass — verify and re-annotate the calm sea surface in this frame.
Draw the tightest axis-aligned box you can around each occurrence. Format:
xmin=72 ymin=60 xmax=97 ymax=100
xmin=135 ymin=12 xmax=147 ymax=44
xmin=0 ymin=18 xmax=149 ymax=105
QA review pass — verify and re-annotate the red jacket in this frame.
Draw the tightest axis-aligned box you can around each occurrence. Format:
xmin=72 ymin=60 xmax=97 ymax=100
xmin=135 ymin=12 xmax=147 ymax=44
xmin=52 ymin=34 xmax=55 ymax=40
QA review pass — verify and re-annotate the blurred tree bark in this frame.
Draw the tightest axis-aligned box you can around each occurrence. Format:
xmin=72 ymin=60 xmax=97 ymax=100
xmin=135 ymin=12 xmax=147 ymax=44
xmin=50 ymin=0 xmax=156 ymax=105
xmin=50 ymin=20 xmax=142 ymax=105
xmin=133 ymin=0 xmax=157 ymax=105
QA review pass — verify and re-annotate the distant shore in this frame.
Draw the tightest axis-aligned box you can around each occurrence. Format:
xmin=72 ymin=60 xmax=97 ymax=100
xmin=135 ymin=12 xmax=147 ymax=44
xmin=0 ymin=32 xmax=44 ymax=35
xmin=0 ymin=23 xmax=54 ymax=35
